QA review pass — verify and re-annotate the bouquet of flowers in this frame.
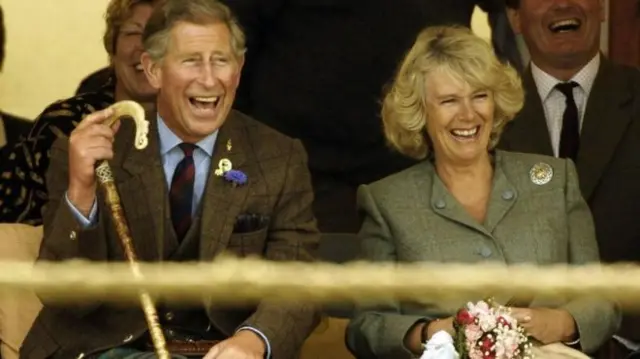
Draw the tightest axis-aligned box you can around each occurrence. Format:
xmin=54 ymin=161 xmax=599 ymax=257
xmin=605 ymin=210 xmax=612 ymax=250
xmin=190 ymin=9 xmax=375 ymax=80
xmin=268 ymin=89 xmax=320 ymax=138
xmin=421 ymin=299 xmax=534 ymax=359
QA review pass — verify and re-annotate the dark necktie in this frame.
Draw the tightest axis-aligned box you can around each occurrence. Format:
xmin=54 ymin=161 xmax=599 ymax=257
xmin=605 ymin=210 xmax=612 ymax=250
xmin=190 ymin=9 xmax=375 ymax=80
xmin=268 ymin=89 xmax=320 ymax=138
xmin=169 ymin=143 xmax=196 ymax=241
xmin=555 ymin=82 xmax=580 ymax=160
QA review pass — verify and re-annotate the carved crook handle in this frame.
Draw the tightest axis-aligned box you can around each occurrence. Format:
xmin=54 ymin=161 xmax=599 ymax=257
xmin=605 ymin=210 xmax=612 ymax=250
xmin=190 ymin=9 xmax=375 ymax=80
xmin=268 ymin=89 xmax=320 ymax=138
xmin=106 ymin=100 xmax=150 ymax=150
xmin=95 ymin=101 xmax=170 ymax=359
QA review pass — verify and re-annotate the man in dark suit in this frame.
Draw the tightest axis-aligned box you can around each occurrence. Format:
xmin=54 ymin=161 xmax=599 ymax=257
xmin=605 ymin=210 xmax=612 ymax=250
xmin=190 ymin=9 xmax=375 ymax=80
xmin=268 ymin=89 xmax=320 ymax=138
xmin=0 ymin=4 xmax=31 ymax=154
xmin=499 ymin=0 xmax=640 ymax=357
xmin=20 ymin=1 xmax=319 ymax=358
xmin=220 ymin=0 xmax=516 ymax=233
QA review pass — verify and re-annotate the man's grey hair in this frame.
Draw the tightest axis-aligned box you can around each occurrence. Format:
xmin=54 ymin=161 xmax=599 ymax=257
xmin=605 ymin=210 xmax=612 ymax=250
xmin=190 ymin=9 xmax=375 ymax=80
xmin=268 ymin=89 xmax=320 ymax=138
xmin=142 ymin=0 xmax=246 ymax=61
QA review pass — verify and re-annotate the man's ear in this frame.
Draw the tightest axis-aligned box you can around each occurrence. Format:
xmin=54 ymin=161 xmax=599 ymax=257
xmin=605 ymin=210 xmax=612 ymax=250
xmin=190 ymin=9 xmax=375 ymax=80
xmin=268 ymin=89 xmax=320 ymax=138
xmin=506 ymin=8 xmax=522 ymax=35
xmin=141 ymin=52 xmax=161 ymax=89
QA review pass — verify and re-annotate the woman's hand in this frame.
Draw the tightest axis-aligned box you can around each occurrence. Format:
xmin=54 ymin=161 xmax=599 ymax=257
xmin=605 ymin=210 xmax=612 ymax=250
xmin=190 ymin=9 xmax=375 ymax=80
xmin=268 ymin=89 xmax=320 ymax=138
xmin=425 ymin=317 xmax=455 ymax=339
xmin=510 ymin=308 xmax=578 ymax=344
xmin=404 ymin=317 xmax=455 ymax=355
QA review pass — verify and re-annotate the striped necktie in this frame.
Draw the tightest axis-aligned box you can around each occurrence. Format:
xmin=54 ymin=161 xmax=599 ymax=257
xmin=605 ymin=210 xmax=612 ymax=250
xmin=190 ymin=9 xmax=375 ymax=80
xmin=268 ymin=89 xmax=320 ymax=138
xmin=169 ymin=143 xmax=196 ymax=241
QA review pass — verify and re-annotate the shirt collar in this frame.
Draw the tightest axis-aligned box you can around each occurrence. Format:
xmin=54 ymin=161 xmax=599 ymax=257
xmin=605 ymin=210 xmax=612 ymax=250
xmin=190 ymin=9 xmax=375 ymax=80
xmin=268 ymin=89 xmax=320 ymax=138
xmin=157 ymin=115 xmax=217 ymax=157
xmin=531 ymin=53 xmax=600 ymax=101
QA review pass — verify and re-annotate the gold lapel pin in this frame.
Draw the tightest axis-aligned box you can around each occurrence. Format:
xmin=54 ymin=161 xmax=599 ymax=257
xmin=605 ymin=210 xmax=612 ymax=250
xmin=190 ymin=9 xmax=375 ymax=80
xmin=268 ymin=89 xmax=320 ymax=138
xmin=226 ymin=139 xmax=232 ymax=152
xmin=529 ymin=162 xmax=553 ymax=185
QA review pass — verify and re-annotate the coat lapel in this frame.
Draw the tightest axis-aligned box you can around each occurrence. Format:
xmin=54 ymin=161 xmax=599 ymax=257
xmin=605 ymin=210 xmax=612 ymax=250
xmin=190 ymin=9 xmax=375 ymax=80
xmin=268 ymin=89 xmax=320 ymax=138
xmin=576 ymin=59 xmax=634 ymax=199
xmin=418 ymin=154 xmax=516 ymax=238
xmin=114 ymin=110 xmax=169 ymax=261
xmin=425 ymin=163 xmax=492 ymax=237
xmin=199 ymin=112 xmax=250 ymax=260
xmin=502 ymin=69 xmax=554 ymax=157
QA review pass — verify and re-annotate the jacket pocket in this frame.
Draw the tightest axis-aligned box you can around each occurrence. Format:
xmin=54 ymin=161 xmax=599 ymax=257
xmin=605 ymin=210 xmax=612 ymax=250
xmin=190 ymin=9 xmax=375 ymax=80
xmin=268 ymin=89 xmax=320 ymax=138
xmin=227 ymin=227 xmax=269 ymax=256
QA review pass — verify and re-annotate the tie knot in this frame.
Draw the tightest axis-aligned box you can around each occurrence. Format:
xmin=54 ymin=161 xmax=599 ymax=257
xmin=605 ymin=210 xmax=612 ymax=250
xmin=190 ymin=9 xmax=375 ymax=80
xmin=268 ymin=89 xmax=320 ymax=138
xmin=178 ymin=143 xmax=197 ymax=157
xmin=555 ymin=81 xmax=578 ymax=98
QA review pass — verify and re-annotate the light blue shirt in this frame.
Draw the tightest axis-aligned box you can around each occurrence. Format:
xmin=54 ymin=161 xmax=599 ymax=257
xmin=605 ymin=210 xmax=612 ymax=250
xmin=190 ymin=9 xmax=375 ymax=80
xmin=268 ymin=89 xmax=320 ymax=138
xmin=65 ymin=116 xmax=271 ymax=358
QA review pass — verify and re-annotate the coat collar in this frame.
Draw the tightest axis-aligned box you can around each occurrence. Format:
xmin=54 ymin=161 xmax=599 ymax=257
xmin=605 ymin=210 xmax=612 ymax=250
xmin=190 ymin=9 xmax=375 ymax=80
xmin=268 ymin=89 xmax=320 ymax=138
xmin=415 ymin=151 xmax=517 ymax=237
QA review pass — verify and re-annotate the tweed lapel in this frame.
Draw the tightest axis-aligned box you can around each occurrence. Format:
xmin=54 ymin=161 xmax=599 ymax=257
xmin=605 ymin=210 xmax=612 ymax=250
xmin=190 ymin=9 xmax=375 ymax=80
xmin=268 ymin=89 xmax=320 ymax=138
xmin=116 ymin=110 xmax=168 ymax=261
xmin=418 ymin=154 xmax=516 ymax=237
xmin=576 ymin=59 xmax=634 ymax=200
xmin=503 ymin=68 xmax=554 ymax=156
xmin=199 ymin=112 xmax=250 ymax=260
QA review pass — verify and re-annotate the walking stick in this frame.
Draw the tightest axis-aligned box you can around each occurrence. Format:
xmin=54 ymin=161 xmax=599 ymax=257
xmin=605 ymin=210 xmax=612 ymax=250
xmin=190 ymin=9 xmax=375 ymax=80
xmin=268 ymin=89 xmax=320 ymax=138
xmin=94 ymin=100 xmax=170 ymax=359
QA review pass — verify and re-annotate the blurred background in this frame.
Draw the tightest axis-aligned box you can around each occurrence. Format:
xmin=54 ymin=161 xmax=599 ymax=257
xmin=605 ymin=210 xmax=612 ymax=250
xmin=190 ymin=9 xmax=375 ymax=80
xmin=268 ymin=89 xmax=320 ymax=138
xmin=0 ymin=0 xmax=623 ymax=120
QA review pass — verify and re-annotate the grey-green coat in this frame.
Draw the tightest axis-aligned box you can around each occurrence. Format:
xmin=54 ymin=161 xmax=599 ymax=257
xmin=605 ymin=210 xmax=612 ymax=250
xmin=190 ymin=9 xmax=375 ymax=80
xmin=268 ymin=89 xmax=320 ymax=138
xmin=346 ymin=150 xmax=619 ymax=358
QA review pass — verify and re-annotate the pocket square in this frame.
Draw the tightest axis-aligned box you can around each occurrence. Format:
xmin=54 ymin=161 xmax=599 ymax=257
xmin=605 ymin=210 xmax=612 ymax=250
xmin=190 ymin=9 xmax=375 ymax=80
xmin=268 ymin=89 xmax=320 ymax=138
xmin=234 ymin=213 xmax=270 ymax=233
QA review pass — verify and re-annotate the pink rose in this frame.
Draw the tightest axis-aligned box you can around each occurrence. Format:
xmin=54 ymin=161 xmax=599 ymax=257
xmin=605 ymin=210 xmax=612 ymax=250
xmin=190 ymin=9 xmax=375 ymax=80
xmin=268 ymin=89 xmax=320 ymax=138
xmin=465 ymin=324 xmax=483 ymax=342
xmin=467 ymin=301 xmax=491 ymax=317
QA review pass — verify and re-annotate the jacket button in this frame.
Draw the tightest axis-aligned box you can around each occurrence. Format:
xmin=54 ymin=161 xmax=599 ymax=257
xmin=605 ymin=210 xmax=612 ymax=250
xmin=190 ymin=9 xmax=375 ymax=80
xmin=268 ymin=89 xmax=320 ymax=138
xmin=69 ymin=230 xmax=77 ymax=240
xmin=480 ymin=247 xmax=492 ymax=258
xmin=501 ymin=190 xmax=515 ymax=201
xmin=76 ymin=354 xmax=85 ymax=359
xmin=123 ymin=334 xmax=134 ymax=343
xmin=434 ymin=200 xmax=446 ymax=209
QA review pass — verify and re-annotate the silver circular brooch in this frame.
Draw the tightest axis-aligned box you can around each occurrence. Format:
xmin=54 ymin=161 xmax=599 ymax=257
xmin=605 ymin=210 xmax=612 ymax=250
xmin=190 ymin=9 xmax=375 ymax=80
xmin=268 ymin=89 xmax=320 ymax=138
xmin=529 ymin=162 xmax=553 ymax=185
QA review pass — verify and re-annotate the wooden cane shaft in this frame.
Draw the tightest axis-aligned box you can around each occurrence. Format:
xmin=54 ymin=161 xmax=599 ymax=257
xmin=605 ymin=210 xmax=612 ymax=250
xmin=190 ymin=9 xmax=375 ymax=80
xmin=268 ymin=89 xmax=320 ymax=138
xmin=96 ymin=161 xmax=170 ymax=359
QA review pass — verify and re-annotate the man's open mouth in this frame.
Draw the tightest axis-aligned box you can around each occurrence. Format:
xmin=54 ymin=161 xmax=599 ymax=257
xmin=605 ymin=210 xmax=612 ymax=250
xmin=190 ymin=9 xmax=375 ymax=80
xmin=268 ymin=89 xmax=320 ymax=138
xmin=189 ymin=97 xmax=220 ymax=113
xmin=548 ymin=18 xmax=581 ymax=33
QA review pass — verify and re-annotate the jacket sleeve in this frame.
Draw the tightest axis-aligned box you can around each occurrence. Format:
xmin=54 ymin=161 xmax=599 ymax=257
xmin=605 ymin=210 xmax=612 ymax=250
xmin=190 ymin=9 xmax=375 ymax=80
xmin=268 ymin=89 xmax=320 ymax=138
xmin=345 ymin=184 xmax=433 ymax=359
xmin=560 ymin=159 xmax=620 ymax=353
xmin=36 ymin=137 xmax=111 ymax=317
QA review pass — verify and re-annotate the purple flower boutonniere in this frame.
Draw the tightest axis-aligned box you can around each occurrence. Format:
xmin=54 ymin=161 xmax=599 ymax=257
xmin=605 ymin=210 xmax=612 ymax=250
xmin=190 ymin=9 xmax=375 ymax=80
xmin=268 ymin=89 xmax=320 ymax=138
xmin=214 ymin=158 xmax=247 ymax=186
xmin=223 ymin=169 xmax=247 ymax=186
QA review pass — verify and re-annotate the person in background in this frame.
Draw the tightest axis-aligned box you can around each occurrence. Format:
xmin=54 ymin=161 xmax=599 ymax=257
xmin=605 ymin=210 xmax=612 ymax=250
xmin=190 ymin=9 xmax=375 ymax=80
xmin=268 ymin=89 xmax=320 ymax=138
xmin=0 ymin=4 xmax=32 ymax=155
xmin=75 ymin=67 xmax=114 ymax=95
xmin=0 ymin=0 xmax=158 ymax=224
xmin=345 ymin=25 xmax=618 ymax=359
xmin=498 ymin=1 xmax=640 ymax=357
xmin=220 ymin=0 xmax=519 ymax=233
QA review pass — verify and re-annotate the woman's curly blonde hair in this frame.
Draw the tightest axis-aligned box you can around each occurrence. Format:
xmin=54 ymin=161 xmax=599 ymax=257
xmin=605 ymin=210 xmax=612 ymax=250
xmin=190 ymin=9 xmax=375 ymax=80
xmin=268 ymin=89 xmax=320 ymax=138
xmin=382 ymin=25 xmax=524 ymax=160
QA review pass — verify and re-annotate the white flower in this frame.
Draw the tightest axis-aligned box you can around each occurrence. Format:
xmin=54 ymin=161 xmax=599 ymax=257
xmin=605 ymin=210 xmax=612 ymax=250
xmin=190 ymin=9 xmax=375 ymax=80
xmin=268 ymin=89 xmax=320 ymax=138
xmin=495 ymin=331 xmax=520 ymax=358
xmin=420 ymin=331 xmax=460 ymax=359
xmin=477 ymin=312 xmax=498 ymax=332
xmin=467 ymin=301 xmax=491 ymax=317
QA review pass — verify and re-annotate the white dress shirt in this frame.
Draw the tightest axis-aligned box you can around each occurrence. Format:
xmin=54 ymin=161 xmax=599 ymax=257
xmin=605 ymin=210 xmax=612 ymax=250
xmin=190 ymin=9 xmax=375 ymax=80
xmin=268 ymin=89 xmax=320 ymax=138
xmin=531 ymin=54 xmax=600 ymax=157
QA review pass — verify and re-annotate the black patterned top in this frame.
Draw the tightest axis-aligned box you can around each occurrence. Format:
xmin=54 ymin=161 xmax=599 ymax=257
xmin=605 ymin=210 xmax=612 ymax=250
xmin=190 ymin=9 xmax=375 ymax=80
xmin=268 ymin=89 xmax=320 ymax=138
xmin=0 ymin=82 xmax=115 ymax=225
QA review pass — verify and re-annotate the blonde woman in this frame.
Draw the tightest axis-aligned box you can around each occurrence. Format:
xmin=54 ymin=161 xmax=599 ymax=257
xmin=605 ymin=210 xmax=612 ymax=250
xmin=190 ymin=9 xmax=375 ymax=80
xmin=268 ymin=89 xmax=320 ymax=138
xmin=345 ymin=26 xmax=618 ymax=358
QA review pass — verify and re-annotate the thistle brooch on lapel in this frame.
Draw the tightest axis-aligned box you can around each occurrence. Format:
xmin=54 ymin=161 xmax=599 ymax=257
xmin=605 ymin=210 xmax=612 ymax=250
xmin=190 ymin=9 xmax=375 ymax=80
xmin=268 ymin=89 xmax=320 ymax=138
xmin=215 ymin=139 xmax=248 ymax=186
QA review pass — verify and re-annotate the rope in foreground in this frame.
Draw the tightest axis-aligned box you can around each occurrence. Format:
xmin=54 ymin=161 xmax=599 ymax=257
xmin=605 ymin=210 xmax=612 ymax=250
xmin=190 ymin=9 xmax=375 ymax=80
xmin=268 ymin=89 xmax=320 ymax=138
xmin=2 ymin=257 xmax=640 ymax=310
